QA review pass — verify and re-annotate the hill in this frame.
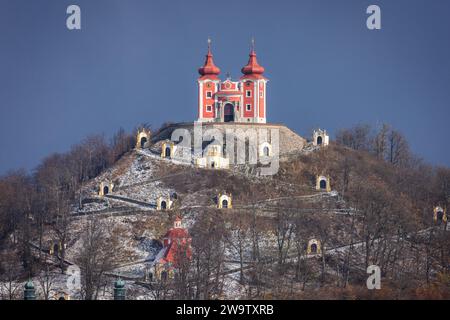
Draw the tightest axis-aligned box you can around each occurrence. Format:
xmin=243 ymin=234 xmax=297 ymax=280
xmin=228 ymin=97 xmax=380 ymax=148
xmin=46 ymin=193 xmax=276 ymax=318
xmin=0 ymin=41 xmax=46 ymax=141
xmin=0 ymin=123 xmax=449 ymax=300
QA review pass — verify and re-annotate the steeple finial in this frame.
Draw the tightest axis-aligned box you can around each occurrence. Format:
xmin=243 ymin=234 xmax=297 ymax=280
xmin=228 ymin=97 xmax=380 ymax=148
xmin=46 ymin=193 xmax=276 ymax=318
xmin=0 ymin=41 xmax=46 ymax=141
xmin=251 ymin=37 xmax=255 ymax=52
xmin=207 ymin=37 xmax=212 ymax=51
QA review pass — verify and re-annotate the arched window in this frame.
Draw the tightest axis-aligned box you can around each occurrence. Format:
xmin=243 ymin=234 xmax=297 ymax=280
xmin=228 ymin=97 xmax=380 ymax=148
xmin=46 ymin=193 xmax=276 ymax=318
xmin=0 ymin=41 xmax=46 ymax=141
xmin=263 ymin=146 xmax=270 ymax=156
xmin=103 ymin=186 xmax=109 ymax=195
xmin=222 ymin=199 xmax=228 ymax=209
xmin=310 ymin=243 xmax=318 ymax=254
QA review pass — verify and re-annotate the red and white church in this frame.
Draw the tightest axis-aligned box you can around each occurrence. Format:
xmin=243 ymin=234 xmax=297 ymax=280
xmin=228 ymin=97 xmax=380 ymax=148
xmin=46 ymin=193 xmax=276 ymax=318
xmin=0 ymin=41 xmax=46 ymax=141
xmin=197 ymin=39 xmax=268 ymax=124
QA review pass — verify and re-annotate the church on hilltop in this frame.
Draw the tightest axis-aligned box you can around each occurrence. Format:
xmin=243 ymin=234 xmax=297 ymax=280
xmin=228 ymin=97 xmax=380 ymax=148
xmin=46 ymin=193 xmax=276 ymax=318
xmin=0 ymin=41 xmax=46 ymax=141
xmin=133 ymin=39 xmax=331 ymax=172
xmin=197 ymin=39 xmax=267 ymax=124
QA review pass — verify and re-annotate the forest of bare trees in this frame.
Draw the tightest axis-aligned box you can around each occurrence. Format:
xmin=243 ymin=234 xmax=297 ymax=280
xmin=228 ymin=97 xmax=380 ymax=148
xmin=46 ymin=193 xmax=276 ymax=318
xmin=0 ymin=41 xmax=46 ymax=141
xmin=0 ymin=123 xmax=449 ymax=300
xmin=0 ymin=128 xmax=136 ymax=297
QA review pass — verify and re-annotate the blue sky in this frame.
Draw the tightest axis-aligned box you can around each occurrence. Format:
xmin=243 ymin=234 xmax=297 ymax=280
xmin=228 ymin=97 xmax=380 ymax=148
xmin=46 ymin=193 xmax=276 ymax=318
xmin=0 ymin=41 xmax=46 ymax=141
xmin=1 ymin=0 xmax=449 ymax=174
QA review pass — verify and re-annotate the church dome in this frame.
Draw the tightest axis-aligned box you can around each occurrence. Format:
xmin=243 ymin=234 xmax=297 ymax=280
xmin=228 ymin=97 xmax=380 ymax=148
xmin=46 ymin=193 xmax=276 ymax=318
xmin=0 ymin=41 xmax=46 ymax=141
xmin=241 ymin=41 xmax=266 ymax=80
xmin=198 ymin=40 xmax=221 ymax=80
xmin=241 ymin=49 xmax=265 ymax=76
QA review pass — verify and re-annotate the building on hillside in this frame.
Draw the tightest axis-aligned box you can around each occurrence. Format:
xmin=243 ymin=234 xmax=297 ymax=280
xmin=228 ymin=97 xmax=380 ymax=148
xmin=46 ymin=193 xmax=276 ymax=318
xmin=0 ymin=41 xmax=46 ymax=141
xmin=99 ymin=181 xmax=114 ymax=196
xmin=197 ymin=39 xmax=267 ymax=124
xmin=313 ymin=129 xmax=329 ymax=147
xmin=307 ymin=239 xmax=321 ymax=255
xmin=195 ymin=140 xmax=229 ymax=169
xmin=433 ymin=206 xmax=447 ymax=223
xmin=161 ymin=140 xmax=177 ymax=159
xmin=148 ymin=216 xmax=191 ymax=281
xmin=136 ymin=128 xmax=151 ymax=149
xmin=316 ymin=175 xmax=331 ymax=192
xmin=156 ymin=196 xmax=173 ymax=211
xmin=217 ymin=193 xmax=232 ymax=209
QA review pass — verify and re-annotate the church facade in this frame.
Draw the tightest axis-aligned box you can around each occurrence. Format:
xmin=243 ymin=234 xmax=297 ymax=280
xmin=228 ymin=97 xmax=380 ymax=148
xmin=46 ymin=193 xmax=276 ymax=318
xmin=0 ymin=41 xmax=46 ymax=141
xmin=197 ymin=40 xmax=267 ymax=124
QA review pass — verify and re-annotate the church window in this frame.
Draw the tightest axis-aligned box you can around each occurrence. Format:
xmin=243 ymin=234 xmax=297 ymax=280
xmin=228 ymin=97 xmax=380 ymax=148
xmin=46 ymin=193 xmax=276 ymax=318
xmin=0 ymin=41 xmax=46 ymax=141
xmin=206 ymin=91 xmax=212 ymax=98
xmin=260 ymin=91 xmax=263 ymax=98
xmin=246 ymin=81 xmax=251 ymax=87
xmin=206 ymin=105 xmax=212 ymax=112
xmin=246 ymin=90 xmax=252 ymax=97
xmin=246 ymin=104 xmax=251 ymax=111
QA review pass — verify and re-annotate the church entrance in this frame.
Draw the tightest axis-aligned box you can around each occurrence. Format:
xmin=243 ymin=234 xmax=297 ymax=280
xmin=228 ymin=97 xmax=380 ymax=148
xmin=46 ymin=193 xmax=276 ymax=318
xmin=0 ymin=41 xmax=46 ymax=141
xmin=140 ymin=137 xmax=147 ymax=148
xmin=224 ymin=103 xmax=234 ymax=122
xmin=436 ymin=210 xmax=444 ymax=222
xmin=222 ymin=199 xmax=228 ymax=208
xmin=310 ymin=243 xmax=317 ymax=254
xmin=317 ymin=136 xmax=322 ymax=145
xmin=319 ymin=179 xmax=326 ymax=190
xmin=161 ymin=201 xmax=167 ymax=210
xmin=103 ymin=186 xmax=109 ymax=195
xmin=165 ymin=146 xmax=171 ymax=158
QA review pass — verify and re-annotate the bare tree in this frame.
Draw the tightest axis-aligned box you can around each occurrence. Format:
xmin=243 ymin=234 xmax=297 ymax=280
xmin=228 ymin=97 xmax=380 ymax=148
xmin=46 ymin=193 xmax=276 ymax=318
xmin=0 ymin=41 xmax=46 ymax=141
xmin=37 ymin=265 xmax=58 ymax=300
xmin=75 ymin=218 xmax=120 ymax=300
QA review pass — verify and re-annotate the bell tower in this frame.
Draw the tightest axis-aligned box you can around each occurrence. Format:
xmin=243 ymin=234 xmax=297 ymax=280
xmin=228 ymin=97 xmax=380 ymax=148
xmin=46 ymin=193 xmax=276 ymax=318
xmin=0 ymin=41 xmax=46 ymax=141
xmin=198 ymin=38 xmax=221 ymax=122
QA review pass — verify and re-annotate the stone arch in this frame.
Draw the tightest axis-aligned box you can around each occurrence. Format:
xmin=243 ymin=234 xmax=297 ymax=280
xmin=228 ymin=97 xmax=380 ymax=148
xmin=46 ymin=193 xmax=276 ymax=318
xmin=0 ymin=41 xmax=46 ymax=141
xmin=161 ymin=141 xmax=176 ymax=159
xmin=222 ymin=199 xmax=228 ymax=208
xmin=307 ymin=239 xmax=321 ymax=254
xmin=218 ymin=194 xmax=232 ymax=209
xmin=157 ymin=196 xmax=173 ymax=211
xmin=313 ymin=129 xmax=329 ymax=147
xmin=316 ymin=175 xmax=330 ymax=192
xmin=136 ymin=129 xmax=151 ymax=149
xmin=319 ymin=179 xmax=326 ymax=190
xmin=434 ymin=206 xmax=447 ymax=223
xmin=259 ymin=141 xmax=272 ymax=157
xmin=99 ymin=181 xmax=114 ymax=197
xmin=140 ymin=137 xmax=147 ymax=149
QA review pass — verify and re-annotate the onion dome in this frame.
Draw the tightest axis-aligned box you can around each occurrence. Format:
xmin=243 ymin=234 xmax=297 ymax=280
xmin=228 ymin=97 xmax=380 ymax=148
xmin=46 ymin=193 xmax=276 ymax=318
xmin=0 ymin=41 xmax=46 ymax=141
xmin=241 ymin=39 xmax=266 ymax=80
xmin=198 ymin=38 xmax=221 ymax=80
xmin=25 ymin=280 xmax=35 ymax=290
xmin=114 ymin=278 xmax=125 ymax=289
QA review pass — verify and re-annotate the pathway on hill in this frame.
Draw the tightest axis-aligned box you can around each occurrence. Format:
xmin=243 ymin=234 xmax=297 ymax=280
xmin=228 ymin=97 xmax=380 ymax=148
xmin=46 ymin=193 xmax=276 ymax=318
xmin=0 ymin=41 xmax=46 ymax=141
xmin=104 ymin=194 xmax=156 ymax=208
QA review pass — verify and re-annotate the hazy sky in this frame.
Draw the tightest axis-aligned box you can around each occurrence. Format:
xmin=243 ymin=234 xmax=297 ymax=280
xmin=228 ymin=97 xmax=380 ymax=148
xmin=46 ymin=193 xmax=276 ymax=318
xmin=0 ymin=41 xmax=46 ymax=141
xmin=1 ymin=0 xmax=449 ymax=174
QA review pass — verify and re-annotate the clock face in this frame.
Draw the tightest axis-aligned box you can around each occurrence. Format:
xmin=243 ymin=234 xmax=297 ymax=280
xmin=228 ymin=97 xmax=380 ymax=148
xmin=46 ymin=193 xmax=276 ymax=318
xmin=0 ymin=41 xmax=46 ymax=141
xmin=225 ymin=82 xmax=231 ymax=89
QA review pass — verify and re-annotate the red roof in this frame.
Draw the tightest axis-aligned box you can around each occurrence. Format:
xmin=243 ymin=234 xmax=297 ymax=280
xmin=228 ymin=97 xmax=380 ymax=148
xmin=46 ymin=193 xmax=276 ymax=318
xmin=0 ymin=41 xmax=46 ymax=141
xmin=241 ymin=49 xmax=266 ymax=80
xmin=198 ymin=43 xmax=221 ymax=79
xmin=159 ymin=216 xmax=192 ymax=266
xmin=164 ymin=227 xmax=189 ymax=239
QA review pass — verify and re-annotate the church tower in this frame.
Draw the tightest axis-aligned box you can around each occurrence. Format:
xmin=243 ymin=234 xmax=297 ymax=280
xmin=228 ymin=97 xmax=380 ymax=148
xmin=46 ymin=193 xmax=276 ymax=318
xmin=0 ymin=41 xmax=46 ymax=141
xmin=197 ymin=39 xmax=268 ymax=123
xmin=198 ymin=38 xmax=221 ymax=122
